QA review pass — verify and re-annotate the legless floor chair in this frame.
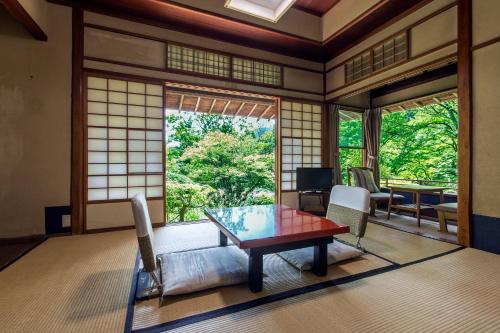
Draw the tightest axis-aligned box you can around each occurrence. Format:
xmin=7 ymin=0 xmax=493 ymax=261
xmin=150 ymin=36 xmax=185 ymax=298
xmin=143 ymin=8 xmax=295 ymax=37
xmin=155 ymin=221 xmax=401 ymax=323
xmin=131 ymin=194 xmax=248 ymax=304
xmin=131 ymin=193 xmax=163 ymax=300
xmin=277 ymin=185 xmax=370 ymax=271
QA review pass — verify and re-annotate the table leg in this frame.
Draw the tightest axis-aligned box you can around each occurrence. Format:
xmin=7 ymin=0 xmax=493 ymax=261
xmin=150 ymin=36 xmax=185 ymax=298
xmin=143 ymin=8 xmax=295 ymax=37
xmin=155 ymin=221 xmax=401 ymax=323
xmin=416 ymin=191 xmax=421 ymax=227
xmin=439 ymin=190 xmax=445 ymax=204
xmin=248 ymin=251 xmax=263 ymax=292
xmin=219 ymin=231 xmax=228 ymax=247
xmin=312 ymin=243 xmax=328 ymax=276
xmin=438 ymin=211 xmax=447 ymax=232
xmin=387 ymin=188 xmax=394 ymax=220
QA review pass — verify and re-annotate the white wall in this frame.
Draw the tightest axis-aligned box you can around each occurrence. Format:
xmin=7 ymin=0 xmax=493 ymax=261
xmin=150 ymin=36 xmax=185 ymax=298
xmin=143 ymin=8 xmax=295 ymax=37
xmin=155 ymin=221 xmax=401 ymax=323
xmin=325 ymin=0 xmax=457 ymax=101
xmin=472 ymin=0 xmax=500 ymax=218
xmin=0 ymin=4 xmax=72 ymax=237
xmin=17 ymin=0 xmax=48 ymax=35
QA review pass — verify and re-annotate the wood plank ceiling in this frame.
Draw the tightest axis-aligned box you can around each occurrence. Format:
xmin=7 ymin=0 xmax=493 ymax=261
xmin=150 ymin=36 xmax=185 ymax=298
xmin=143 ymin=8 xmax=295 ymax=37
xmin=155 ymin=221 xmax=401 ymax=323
xmin=165 ymin=83 xmax=277 ymax=119
xmin=382 ymin=89 xmax=457 ymax=113
xmin=50 ymin=0 xmax=430 ymax=62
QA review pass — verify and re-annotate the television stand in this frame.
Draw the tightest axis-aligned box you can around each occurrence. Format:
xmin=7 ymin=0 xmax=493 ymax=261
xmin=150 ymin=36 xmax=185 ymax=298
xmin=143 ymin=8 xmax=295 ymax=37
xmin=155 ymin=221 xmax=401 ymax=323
xmin=298 ymin=190 xmax=330 ymax=216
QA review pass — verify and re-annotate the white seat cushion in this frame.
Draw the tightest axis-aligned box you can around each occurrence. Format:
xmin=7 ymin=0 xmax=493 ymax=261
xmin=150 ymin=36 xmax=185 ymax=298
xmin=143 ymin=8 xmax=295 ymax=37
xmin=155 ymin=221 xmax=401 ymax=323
xmin=277 ymin=241 xmax=363 ymax=271
xmin=159 ymin=246 xmax=248 ymax=295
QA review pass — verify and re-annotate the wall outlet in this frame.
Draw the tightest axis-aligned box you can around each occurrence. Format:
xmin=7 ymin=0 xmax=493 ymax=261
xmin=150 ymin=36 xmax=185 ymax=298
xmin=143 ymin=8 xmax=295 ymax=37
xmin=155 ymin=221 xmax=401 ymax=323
xmin=62 ymin=215 xmax=72 ymax=228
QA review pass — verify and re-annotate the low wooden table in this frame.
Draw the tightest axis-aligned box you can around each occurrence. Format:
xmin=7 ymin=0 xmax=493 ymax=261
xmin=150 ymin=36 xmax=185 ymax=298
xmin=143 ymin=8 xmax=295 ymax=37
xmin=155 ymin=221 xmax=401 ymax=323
xmin=387 ymin=184 xmax=447 ymax=227
xmin=205 ymin=204 xmax=350 ymax=292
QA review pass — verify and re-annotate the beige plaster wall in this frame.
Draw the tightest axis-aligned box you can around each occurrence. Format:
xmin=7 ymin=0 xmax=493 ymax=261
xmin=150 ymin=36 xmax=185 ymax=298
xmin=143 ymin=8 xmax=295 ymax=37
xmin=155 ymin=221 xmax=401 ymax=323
xmin=281 ymin=192 xmax=298 ymax=209
xmin=471 ymin=0 xmax=500 ymax=217
xmin=17 ymin=0 xmax=48 ymax=35
xmin=83 ymin=11 xmax=324 ymax=101
xmin=84 ymin=11 xmax=323 ymax=72
xmin=326 ymin=0 xmax=456 ymax=70
xmin=322 ymin=0 xmax=382 ymax=41
xmin=325 ymin=0 xmax=457 ymax=99
xmin=0 ymin=4 xmax=72 ymax=237
xmin=86 ymin=199 xmax=164 ymax=230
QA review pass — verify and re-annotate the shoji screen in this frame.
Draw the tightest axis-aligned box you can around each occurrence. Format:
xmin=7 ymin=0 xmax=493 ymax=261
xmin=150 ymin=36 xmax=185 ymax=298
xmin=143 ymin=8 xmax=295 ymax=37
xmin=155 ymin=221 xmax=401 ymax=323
xmin=86 ymin=76 xmax=164 ymax=202
xmin=280 ymin=101 xmax=322 ymax=191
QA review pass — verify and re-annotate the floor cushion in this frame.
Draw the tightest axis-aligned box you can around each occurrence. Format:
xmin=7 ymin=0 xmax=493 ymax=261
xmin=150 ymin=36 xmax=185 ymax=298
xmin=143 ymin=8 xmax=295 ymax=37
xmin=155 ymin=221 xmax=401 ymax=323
xmin=277 ymin=241 xmax=363 ymax=271
xmin=158 ymin=246 xmax=248 ymax=295
xmin=370 ymin=192 xmax=405 ymax=202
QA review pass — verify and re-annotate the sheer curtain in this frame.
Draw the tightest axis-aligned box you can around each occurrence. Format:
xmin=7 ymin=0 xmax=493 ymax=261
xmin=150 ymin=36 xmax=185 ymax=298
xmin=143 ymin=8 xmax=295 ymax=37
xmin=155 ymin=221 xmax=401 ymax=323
xmin=328 ymin=104 xmax=342 ymax=185
xmin=364 ymin=108 xmax=383 ymax=187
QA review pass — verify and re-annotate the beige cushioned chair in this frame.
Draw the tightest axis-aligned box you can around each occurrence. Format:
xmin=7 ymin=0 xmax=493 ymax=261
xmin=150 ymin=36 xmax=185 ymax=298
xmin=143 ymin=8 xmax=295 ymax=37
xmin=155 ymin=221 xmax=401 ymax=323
xmin=131 ymin=193 xmax=248 ymax=301
xmin=131 ymin=193 xmax=163 ymax=298
xmin=277 ymin=185 xmax=370 ymax=271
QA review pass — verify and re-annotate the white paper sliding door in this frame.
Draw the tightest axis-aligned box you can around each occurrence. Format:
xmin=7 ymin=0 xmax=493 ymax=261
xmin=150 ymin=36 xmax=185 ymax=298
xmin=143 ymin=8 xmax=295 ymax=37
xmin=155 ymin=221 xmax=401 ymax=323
xmin=280 ymin=100 xmax=322 ymax=192
xmin=85 ymin=74 xmax=165 ymax=230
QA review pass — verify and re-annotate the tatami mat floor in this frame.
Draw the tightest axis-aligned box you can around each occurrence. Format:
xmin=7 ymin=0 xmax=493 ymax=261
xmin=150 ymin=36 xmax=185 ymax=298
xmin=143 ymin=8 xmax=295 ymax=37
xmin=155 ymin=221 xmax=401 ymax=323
xmin=369 ymin=210 xmax=458 ymax=243
xmin=165 ymin=248 xmax=500 ymax=333
xmin=0 ymin=222 xmax=498 ymax=333
xmin=0 ymin=230 xmax=138 ymax=333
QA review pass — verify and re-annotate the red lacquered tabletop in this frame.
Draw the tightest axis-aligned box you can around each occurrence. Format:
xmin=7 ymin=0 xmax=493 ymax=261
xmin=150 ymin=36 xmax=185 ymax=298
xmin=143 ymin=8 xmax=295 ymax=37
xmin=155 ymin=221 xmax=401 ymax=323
xmin=205 ymin=204 xmax=350 ymax=249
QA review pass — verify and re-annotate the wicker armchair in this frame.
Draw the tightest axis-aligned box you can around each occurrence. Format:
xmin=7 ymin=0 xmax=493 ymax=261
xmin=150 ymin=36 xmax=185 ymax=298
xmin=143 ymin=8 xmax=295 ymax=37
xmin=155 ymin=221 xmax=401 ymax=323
xmin=347 ymin=167 xmax=404 ymax=216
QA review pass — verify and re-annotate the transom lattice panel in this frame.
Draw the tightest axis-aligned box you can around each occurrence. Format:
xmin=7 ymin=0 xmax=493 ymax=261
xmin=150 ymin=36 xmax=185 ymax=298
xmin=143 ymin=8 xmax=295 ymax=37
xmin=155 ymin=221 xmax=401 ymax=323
xmin=233 ymin=57 xmax=281 ymax=86
xmin=167 ymin=44 xmax=230 ymax=78
xmin=86 ymin=76 xmax=165 ymax=202
xmin=280 ymin=101 xmax=322 ymax=191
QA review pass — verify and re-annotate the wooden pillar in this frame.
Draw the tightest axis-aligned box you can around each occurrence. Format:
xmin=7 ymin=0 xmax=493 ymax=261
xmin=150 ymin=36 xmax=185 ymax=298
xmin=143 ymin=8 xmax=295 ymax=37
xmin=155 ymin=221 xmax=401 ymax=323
xmin=71 ymin=7 xmax=84 ymax=234
xmin=457 ymin=0 xmax=472 ymax=246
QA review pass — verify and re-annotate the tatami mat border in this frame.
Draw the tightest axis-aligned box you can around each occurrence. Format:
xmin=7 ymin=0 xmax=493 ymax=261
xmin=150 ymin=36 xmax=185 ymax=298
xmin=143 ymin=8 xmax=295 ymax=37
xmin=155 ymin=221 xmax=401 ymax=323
xmin=0 ymin=238 xmax=48 ymax=272
xmin=125 ymin=251 xmax=141 ymax=333
xmin=124 ymin=235 xmax=464 ymax=333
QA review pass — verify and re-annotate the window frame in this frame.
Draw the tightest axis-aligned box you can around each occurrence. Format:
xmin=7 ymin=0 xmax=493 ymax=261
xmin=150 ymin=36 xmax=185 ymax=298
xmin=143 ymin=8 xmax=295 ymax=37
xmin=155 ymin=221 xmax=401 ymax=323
xmin=165 ymin=41 xmax=283 ymax=88
xmin=337 ymin=108 xmax=367 ymax=183
xmin=344 ymin=31 xmax=409 ymax=84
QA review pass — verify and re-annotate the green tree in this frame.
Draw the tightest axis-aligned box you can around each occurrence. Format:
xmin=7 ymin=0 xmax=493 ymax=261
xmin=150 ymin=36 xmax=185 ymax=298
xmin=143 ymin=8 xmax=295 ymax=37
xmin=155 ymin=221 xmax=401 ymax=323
xmin=380 ymin=99 xmax=458 ymax=185
xmin=338 ymin=112 xmax=363 ymax=183
xmin=165 ymin=113 xmax=275 ymax=222
xmin=179 ymin=131 xmax=275 ymax=208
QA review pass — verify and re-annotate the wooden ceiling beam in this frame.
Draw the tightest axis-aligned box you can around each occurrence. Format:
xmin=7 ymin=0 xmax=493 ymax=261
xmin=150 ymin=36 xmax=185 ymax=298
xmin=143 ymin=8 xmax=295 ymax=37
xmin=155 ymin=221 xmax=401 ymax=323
xmin=234 ymin=102 xmax=245 ymax=116
xmin=178 ymin=94 xmax=184 ymax=112
xmin=258 ymin=105 xmax=273 ymax=120
xmin=247 ymin=104 xmax=258 ymax=118
xmin=221 ymin=101 xmax=231 ymax=115
xmin=1 ymin=0 xmax=48 ymax=41
xmin=208 ymin=98 xmax=217 ymax=114
xmin=194 ymin=96 xmax=200 ymax=114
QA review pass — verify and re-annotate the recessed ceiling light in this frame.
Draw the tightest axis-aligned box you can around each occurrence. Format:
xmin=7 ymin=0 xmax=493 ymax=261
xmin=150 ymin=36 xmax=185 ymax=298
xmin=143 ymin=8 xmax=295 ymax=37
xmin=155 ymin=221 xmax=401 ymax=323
xmin=225 ymin=0 xmax=296 ymax=23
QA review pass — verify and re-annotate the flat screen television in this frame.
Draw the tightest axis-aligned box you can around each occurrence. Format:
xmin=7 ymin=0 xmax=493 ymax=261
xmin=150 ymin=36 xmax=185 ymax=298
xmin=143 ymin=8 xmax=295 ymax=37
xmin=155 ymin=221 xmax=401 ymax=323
xmin=296 ymin=168 xmax=334 ymax=191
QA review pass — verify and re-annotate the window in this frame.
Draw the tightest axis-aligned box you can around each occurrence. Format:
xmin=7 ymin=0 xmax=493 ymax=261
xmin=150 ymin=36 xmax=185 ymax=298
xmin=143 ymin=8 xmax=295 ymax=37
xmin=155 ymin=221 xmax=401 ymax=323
xmin=280 ymin=101 xmax=322 ymax=191
xmin=167 ymin=44 xmax=230 ymax=78
xmin=345 ymin=32 xmax=408 ymax=83
xmin=338 ymin=110 xmax=364 ymax=184
xmin=166 ymin=45 xmax=281 ymax=86
xmin=86 ymin=76 xmax=165 ymax=202
xmin=233 ymin=57 xmax=281 ymax=86
xmin=345 ymin=51 xmax=371 ymax=82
